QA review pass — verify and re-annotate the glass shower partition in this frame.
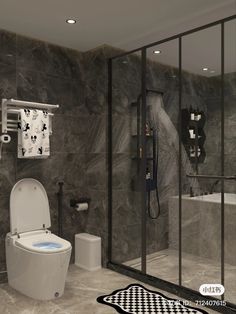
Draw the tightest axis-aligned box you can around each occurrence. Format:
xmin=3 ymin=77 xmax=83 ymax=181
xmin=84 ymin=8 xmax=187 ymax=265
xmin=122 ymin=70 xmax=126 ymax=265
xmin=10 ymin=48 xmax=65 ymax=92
xmin=181 ymin=25 xmax=222 ymax=295
xmin=108 ymin=14 xmax=236 ymax=313
xmin=110 ymin=51 xmax=146 ymax=271
xmin=224 ymin=18 xmax=236 ymax=304
xmin=145 ymin=39 xmax=180 ymax=285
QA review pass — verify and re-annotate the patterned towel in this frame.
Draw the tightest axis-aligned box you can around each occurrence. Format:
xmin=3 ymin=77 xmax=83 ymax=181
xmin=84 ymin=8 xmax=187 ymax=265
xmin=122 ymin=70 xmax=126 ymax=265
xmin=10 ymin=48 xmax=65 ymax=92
xmin=17 ymin=109 xmax=50 ymax=158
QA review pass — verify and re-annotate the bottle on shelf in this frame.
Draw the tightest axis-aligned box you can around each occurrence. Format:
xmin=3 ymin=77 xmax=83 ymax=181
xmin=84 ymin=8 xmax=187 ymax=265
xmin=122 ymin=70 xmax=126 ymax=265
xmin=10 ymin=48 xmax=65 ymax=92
xmin=198 ymin=147 xmax=201 ymax=157
xmin=196 ymin=108 xmax=201 ymax=121
xmin=146 ymin=123 xmax=151 ymax=136
xmin=197 ymin=111 xmax=201 ymax=121
xmin=190 ymin=106 xmax=195 ymax=121
xmin=146 ymin=167 xmax=151 ymax=180
xmin=189 ymin=128 xmax=195 ymax=139
xmin=190 ymin=146 xmax=195 ymax=157
xmin=194 ymin=109 xmax=198 ymax=121
xmin=189 ymin=146 xmax=201 ymax=158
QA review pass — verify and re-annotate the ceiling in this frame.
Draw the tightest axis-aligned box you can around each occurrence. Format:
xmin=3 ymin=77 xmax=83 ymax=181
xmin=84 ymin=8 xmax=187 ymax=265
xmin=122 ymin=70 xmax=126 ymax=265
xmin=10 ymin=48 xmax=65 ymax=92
xmin=0 ymin=0 xmax=235 ymax=75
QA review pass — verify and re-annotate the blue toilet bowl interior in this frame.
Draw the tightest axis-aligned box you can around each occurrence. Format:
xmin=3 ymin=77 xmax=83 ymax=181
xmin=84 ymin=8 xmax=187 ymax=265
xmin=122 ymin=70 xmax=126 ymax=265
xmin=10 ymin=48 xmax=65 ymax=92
xmin=33 ymin=242 xmax=63 ymax=249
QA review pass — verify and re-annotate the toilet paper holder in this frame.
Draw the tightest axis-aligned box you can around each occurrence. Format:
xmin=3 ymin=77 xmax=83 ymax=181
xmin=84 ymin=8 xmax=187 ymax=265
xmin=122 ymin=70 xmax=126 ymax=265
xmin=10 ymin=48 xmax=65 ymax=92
xmin=70 ymin=197 xmax=91 ymax=208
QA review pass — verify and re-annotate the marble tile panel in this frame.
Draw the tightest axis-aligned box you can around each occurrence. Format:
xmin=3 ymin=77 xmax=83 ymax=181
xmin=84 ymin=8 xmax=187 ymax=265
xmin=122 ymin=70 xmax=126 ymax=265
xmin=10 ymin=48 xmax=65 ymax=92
xmin=112 ymin=153 xmax=133 ymax=190
xmin=0 ymin=30 xmax=16 ymax=66
xmin=0 ymin=153 xmax=16 ymax=197
xmin=224 ymin=154 xmax=236 ymax=176
xmin=199 ymin=204 xmax=221 ymax=261
xmin=62 ymin=153 xmax=86 ymax=191
xmin=16 ymin=152 xmax=64 ymax=194
xmin=86 ymin=115 xmax=106 ymax=153
xmin=85 ymin=153 xmax=106 ymax=191
xmin=63 ymin=116 xmax=88 ymax=154
xmin=147 ymin=61 xmax=179 ymax=92
xmin=225 ymin=204 xmax=236 ymax=265
xmin=83 ymin=50 xmax=107 ymax=115
xmin=16 ymin=35 xmax=51 ymax=73
xmin=112 ymin=115 xmax=132 ymax=154
xmin=50 ymin=114 xmax=65 ymax=153
xmin=198 ymin=154 xmax=221 ymax=176
xmin=0 ymin=63 xmax=16 ymax=100
xmin=83 ymin=189 xmax=107 ymax=230
xmin=224 ymin=72 xmax=236 ymax=96
xmin=46 ymin=45 xmax=82 ymax=80
xmin=16 ymin=35 xmax=82 ymax=79
xmin=146 ymin=215 xmax=168 ymax=254
xmin=112 ymin=189 xmax=141 ymax=228
xmin=84 ymin=85 xmax=107 ymax=115
xmin=16 ymin=67 xmax=48 ymax=103
xmin=112 ymin=224 xmax=142 ymax=263
xmin=69 ymin=80 xmax=87 ymax=116
xmin=0 ymin=196 xmax=10 ymax=236
xmin=45 ymin=75 xmax=74 ymax=115
xmin=47 ymin=192 xmax=59 ymax=235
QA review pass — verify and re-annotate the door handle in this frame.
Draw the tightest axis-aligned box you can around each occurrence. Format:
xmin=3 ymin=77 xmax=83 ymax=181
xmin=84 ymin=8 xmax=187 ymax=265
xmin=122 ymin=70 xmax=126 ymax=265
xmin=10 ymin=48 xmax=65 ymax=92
xmin=187 ymin=174 xmax=236 ymax=180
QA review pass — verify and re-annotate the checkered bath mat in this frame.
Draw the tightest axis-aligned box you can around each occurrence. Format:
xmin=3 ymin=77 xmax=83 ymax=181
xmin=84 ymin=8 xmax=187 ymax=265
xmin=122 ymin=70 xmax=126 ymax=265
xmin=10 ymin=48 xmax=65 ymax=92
xmin=97 ymin=284 xmax=208 ymax=314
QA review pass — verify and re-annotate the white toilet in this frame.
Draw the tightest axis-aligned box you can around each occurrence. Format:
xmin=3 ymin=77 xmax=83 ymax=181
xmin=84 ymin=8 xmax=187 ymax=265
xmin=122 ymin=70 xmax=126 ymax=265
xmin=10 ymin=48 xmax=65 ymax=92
xmin=5 ymin=178 xmax=72 ymax=300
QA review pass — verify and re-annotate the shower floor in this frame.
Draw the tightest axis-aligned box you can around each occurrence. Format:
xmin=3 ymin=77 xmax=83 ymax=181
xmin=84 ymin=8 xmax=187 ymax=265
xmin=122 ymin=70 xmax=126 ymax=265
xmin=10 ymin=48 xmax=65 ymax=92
xmin=124 ymin=249 xmax=236 ymax=304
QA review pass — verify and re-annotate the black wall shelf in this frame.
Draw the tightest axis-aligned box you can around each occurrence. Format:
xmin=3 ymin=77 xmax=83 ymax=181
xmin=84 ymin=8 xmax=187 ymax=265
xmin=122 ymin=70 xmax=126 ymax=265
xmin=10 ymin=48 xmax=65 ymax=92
xmin=181 ymin=108 xmax=206 ymax=164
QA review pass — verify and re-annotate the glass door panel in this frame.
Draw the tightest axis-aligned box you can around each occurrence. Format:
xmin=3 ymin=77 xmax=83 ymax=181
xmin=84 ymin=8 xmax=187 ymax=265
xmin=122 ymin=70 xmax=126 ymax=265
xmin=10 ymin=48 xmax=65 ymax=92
xmin=182 ymin=25 xmax=222 ymax=293
xmin=145 ymin=39 xmax=180 ymax=284
xmin=224 ymin=19 xmax=236 ymax=304
xmin=111 ymin=52 xmax=143 ymax=269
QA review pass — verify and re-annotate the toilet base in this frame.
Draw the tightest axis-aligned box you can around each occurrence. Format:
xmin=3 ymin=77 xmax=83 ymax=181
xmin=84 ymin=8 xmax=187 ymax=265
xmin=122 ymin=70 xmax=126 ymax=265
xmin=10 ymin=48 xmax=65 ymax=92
xmin=6 ymin=234 xmax=71 ymax=300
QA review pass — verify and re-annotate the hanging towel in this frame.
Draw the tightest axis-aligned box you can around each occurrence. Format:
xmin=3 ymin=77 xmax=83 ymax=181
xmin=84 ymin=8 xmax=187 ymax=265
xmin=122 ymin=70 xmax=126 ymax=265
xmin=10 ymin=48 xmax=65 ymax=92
xmin=17 ymin=109 xmax=50 ymax=158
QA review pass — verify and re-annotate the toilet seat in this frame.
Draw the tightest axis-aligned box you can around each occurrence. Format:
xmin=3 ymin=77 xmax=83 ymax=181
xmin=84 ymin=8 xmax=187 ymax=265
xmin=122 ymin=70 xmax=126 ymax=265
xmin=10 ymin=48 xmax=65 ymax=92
xmin=15 ymin=232 xmax=71 ymax=254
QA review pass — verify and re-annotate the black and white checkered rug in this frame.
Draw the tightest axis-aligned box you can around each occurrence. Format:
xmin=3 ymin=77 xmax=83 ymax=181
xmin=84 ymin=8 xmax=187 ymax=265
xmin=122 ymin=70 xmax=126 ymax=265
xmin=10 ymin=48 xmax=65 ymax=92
xmin=97 ymin=284 xmax=208 ymax=314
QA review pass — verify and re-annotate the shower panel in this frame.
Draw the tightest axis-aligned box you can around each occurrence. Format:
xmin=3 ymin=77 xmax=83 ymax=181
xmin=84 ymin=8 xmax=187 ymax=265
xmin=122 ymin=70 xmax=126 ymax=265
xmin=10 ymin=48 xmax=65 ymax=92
xmin=131 ymin=90 xmax=162 ymax=220
xmin=108 ymin=14 xmax=236 ymax=313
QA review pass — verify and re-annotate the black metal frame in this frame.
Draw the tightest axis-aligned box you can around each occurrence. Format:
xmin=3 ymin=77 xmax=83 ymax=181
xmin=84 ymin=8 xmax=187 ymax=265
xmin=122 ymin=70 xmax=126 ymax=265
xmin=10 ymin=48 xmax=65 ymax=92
xmin=220 ymin=21 xmax=225 ymax=302
xmin=141 ymin=48 xmax=147 ymax=273
xmin=107 ymin=14 xmax=236 ymax=313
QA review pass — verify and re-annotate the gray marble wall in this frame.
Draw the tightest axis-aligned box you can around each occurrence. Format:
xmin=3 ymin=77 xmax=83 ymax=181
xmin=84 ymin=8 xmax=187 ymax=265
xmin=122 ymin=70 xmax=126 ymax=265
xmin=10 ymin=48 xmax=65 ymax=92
xmin=0 ymin=30 xmax=108 ymax=283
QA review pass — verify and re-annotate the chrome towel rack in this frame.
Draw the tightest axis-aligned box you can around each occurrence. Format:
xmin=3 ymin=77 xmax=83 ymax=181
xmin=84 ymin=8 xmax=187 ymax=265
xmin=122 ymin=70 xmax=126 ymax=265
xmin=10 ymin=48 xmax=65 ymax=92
xmin=1 ymin=98 xmax=59 ymax=134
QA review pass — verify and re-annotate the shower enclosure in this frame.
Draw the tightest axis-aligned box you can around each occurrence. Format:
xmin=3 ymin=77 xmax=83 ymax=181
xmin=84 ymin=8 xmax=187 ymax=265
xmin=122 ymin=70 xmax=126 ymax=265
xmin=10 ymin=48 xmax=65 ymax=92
xmin=108 ymin=14 xmax=236 ymax=313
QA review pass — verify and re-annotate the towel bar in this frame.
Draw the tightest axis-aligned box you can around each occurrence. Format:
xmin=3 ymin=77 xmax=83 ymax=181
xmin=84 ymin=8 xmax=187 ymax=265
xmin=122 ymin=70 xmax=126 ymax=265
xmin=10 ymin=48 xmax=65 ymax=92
xmin=6 ymin=109 xmax=54 ymax=116
xmin=1 ymin=98 xmax=58 ymax=134
xmin=5 ymin=98 xmax=59 ymax=110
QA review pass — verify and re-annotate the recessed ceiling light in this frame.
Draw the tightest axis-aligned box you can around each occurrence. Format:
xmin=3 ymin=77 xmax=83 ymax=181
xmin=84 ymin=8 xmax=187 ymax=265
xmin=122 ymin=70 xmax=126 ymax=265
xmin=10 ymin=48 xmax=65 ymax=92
xmin=66 ymin=19 xmax=76 ymax=24
xmin=153 ymin=50 xmax=161 ymax=54
xmin=210 ymin=70 xmax=215 ymax=73
xmin=202 ymin=67 xmax=208 ymax=71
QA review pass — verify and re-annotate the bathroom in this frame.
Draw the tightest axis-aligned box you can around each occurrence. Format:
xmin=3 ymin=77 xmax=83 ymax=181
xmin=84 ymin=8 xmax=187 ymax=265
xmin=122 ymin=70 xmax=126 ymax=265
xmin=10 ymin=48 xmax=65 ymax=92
xmin=0 ymin=1 xmax=236 ymax=313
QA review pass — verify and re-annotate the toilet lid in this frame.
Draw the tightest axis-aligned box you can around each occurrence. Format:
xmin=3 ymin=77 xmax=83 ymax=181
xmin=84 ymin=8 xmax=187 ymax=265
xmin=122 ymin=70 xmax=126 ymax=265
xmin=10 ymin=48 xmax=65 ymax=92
xmin=10 ymin=178 xmax=51 ymax=234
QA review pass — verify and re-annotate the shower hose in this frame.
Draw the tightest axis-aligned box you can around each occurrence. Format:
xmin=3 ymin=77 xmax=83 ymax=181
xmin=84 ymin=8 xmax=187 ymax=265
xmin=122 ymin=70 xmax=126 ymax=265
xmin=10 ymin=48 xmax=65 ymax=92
xmin=147 ymin=128 xmax=161 ymax=219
